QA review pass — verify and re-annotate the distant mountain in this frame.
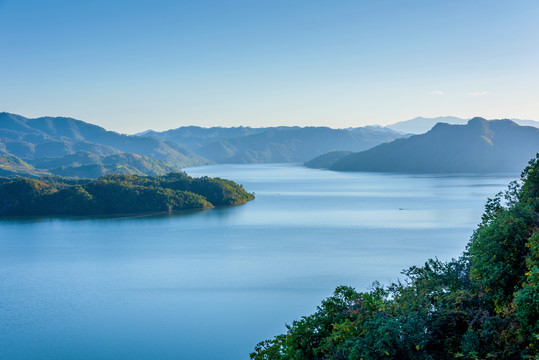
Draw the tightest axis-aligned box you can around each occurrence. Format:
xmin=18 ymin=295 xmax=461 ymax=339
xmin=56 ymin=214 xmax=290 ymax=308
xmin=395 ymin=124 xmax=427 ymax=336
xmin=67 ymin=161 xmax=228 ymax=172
xmin=139 ymin=125 xmax=405 ymax=164
xmin=387 ymin=116 xmax=469 ymax=134
xmin=0 ymin=112 xmax=211 ymax=177
xmin=347 ymin=125 xmax=408 ymax=136
xmin=191 ymin=126 xmax=405 ymax=164
xmin=139 ymin=126 xmax=264 ymax=151
xmin=387 ymin=116 xmax=539 ymax=134
xmin=310 ymin=118 xmax=539 ymax=174
xmin=512 ymin=118 xmax=539 ymax=128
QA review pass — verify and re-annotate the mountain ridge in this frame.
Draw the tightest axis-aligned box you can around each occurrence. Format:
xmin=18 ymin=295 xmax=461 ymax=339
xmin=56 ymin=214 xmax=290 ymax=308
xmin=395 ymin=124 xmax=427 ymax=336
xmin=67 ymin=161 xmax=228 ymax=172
xmin=307 ymin=118 xmax=539 ymax=174
xmin=0 ymin=112 xmax=211 ymax=177
xmin=141 ymin=125 xmax=406 ymax=164
xmin=387 ymin=115 xmax=539 ymax=134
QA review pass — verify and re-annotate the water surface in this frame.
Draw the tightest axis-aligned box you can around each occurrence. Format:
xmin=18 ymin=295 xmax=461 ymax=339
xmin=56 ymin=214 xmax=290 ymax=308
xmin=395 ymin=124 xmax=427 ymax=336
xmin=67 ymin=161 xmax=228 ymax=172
xmin=0 ymin=164 xmax=516 ymax=359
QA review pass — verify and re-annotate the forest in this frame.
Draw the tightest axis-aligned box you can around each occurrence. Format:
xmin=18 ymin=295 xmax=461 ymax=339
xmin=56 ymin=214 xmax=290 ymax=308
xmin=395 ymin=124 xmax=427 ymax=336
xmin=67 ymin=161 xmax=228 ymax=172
xmin=0 ymin=172 xmax=254 ymax=216
xmin=251 ymin=155 xmax=539 ymax=360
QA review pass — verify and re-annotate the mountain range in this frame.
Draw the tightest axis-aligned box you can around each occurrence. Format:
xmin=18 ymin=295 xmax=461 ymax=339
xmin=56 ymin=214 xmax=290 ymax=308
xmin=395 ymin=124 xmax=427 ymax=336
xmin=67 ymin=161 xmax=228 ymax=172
xmin=306 ymin=118 xmax=539 ymax=174
xmin=386 ymin=116 xmax=539 ymax=134
xmin=0 ymin=112 xmax=407 ymax=177
xmin=137 ymin=126 xmax=263 ymax=150
xmin=3 ymin=112 xmax=537 ymax=177
xmin=141 ymin=125 xmax=405 ymax=164
xmin=0 ymin=112 xmax=209 ymax=177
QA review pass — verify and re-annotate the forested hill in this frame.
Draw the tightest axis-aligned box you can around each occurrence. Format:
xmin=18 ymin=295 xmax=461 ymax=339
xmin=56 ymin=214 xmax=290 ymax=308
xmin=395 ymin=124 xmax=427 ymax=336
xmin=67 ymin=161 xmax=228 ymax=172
xmin=308 ymin=118 xmax=539 ymax=173
xmin=251 ymin=154 xmax=539 ymax=359
xmin=0 ymin=172 xmax=254 ymax=216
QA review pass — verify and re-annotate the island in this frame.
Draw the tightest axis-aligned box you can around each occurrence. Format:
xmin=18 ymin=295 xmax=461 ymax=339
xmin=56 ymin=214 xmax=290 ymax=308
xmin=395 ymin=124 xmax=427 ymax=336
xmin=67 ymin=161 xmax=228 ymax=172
xmin=0 ymin=172 xmax=254 ymax=216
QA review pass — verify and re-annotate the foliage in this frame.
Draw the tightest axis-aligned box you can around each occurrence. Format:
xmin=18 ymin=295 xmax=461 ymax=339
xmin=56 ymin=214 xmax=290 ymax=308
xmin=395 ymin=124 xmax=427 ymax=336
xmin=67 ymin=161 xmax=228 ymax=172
xmin=0 ymin=154 xmax=48 ymax=177
xmin=0 ymin=172 xmax=254 ymax=216
xmin=251 ymin=154 xmax=539 ymax=360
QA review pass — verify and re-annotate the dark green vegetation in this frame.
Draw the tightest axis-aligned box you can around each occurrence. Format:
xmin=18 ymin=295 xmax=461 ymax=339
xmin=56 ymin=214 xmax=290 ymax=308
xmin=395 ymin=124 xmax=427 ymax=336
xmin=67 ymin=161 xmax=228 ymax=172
xmin=0 ymin=112 xmax=210 ymax=178
xmin=251 ymin=155 xmax=539 ymax=360
xmin=0 ymin=172 xmax=254 ymax=216
xmin=307 ymin=118 xmax=539 ymax=173
xmin=141 ymin=125 xmax=405 ymax=164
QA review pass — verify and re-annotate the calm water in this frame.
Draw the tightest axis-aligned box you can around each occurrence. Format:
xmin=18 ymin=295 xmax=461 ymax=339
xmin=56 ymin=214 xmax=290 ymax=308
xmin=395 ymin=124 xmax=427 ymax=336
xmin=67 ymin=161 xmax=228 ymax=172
xmin=0 ymin=164 xmax=516 ymax=360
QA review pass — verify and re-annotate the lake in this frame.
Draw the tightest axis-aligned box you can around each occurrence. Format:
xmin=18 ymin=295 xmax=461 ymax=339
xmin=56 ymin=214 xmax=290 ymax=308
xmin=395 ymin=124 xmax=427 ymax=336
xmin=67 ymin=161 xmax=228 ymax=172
xmin=0 ymin=164 xmax=516 ymax=359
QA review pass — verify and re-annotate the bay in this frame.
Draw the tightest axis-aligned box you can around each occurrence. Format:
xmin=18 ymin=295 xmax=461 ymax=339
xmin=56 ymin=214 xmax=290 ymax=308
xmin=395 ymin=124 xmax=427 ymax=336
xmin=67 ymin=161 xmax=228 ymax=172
xmin=0 ymin=164 xmax=516 ymax=359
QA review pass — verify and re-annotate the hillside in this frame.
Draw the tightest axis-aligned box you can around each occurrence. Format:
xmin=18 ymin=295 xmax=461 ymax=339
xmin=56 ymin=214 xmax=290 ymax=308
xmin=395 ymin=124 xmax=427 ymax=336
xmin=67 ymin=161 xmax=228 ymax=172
xmin=323 ymin=118 xmax=539 ymax=173
xmin=0 ymin=154 xmax=48 ymax=177
xmin=251 ymin=155 xmax=539 ymax=360
xmin=0 ymin=112 xmax=211 ymax=177
xmin=0 ymin=172 xmax=254 ymax=216
xmin=304 ymin=151 xmax=353 ymax=169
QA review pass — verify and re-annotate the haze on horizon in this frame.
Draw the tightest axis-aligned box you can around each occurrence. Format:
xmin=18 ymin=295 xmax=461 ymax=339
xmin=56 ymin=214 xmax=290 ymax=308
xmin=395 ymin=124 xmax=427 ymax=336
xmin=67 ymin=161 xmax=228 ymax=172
xmin=1 ymin=0 xmax=538 ymax=134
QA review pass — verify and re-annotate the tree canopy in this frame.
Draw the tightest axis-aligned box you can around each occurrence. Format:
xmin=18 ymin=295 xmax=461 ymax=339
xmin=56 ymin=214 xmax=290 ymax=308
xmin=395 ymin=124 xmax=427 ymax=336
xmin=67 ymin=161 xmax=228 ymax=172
xmin=251 ymin=154 xmax=539 ymax=360
xmin=0 ymin=172 xmax=254 ymax=216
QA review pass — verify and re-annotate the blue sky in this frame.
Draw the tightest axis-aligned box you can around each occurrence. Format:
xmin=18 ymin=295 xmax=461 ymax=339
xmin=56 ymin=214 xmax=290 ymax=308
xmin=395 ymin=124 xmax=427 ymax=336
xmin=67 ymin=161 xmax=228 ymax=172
xmin=1 ymin=0 xmax=538 ymax=133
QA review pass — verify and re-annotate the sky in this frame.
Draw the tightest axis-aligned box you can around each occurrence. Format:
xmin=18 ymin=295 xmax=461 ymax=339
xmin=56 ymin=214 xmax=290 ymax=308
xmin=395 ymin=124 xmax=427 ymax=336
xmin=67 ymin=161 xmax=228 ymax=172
xmin=1 ymin=0 xmax=538 ymax=133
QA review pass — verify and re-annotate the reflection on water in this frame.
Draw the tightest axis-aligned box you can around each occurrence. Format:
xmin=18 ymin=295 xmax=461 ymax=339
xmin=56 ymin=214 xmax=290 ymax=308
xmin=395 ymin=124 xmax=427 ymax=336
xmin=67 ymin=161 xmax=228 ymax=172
xmin=0 ymin=164 xmax=516 ymax=360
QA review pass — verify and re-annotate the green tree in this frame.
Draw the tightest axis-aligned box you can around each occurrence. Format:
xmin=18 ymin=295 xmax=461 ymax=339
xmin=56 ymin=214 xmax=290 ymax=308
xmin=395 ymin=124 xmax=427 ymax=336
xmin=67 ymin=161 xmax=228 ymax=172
xmin=251 ymin=154 xmax=539 ymax=360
